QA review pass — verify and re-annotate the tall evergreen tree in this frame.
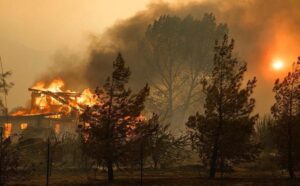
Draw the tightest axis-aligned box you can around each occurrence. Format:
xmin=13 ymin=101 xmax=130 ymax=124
xmin=80 ymin=53 xmax=149 ymax=181
xmin=271 ymin=58 xmax=300 ymax=178
xmin=186 ymin=35 xmax=259 ymax=178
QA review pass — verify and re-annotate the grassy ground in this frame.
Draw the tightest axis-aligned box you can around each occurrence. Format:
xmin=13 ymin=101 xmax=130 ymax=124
xmin=6 ymin=169 xmax=300 ymax=186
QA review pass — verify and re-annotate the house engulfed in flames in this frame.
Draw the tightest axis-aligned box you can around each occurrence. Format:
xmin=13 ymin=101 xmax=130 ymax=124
xmin=0 ymin=79 xmax=96 ymax=139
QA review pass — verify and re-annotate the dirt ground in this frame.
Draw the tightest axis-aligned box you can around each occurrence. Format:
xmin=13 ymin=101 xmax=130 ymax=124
xmin=7 ymin=169 xmax=300 ymax=186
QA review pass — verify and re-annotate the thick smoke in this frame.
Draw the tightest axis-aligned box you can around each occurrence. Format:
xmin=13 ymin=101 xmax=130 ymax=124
xmin=43 ymin=0 xmax=300 ymax=114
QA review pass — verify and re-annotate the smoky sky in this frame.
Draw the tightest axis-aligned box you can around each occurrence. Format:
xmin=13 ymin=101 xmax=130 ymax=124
xmin=34 ymin=0 xmax=300 ymax=114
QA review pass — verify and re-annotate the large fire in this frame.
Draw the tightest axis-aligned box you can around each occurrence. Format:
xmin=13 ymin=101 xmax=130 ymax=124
xmin=11 ymin=79 xmax=97 ymax=117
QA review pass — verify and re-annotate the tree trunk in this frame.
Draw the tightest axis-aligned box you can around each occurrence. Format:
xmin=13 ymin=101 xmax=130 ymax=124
xmin=167 ymin=48 xmax=174 ymax=125
xmin=168 ymin=83 xmax=173 ymax=124
xmin=154 ymin=161 xmax=158 ymax=169
xmin=220 ymin=157 xmax=225 ymax=178
xmin=107 ymin=159 xmax=114 ymax=182
xmin=287 ymin=122 xmax=295 ymax=179
xmin=210 ymin=58 xmax=224 ymax=179
xmin=180 ymin=78 xmax=195 ymax=125
xmin=209 ymin=113 xmax=223 ymax=178
xmin=209 ymin=143 xmax=218 ymax=178
xmin=106 ymin=78 xmax=114 ymax=182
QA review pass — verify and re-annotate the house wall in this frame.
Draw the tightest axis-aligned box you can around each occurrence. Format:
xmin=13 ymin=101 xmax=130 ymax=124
xmin=0 ymin=116 xmax=78 ymax=139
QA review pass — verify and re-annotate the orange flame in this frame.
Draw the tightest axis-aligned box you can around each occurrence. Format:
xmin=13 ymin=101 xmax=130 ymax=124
xmin=20 ymin=123 xmax=28 ymax=130
xmin=77 ymin=88 xmax=97 ymax=107
xmin=4 ymin=123 xmax=12 ymax=138
xmin=10 ymin=79 xmax=98 ymax=116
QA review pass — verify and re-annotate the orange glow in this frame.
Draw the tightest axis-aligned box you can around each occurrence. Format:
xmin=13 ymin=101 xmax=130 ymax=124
xmin=272 ymin=59 xmax=284 ymax=71
xmin=4 ymin=123 xmax=12 ymax=138
xmin=20 ymin=123 xmax=28 ymax=130
xmin=77 ymin=88 xmax=97 ymax=107
xmin=11 ymin=110 xmax=27 ymax=116
xmin=10 ymin=78 xmax=146 ymax=137
xmin=10 ymin=78 xmax=98 ymax=116
xmin=32 ymin=79 xmax=64 ymax=92
xmin=35 ymin=95 xmax=48 ymax=110
xmin=54 ymin=123 xmax=61 ymax=134
xmin=259 ymin=23 xmax=298 ymax=81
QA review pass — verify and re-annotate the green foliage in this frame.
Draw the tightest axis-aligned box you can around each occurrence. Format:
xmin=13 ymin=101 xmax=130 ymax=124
xmin=271 ymin=58 xmax=300 ymax=178
xmin=186 ymin=35 xmax=259 ymax=178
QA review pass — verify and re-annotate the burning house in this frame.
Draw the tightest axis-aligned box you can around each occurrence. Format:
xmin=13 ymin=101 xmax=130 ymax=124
xmin=0 ymin=79 xmax=96 ymax=139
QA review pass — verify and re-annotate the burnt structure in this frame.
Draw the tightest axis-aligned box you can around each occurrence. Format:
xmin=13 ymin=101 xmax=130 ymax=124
xmin=0 ymin=88 xmax=81 ymax=139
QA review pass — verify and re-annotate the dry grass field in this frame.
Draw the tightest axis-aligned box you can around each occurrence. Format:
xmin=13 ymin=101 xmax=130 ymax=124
xmin=6 ymin=169 xmax=300 ymax=186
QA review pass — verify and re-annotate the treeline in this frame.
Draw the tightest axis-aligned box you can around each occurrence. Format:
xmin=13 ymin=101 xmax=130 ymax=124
xmin=79 ymin=34 xmax=300 ymax=181
xmin=86 ymin=14 xmax=229 ymax=128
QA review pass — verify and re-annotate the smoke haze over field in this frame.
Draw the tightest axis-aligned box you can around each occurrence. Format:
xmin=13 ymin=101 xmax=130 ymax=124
xmin=2 ymin=0 xmax=300 ymax=115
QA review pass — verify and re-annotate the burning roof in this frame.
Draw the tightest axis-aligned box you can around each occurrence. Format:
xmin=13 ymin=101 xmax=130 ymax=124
xmin=10 ymin=79 xmax=97 ymax=117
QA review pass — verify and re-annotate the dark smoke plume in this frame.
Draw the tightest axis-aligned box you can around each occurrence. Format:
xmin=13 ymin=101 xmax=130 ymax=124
xmin=42 ymin=0 xmax=300 ymax=114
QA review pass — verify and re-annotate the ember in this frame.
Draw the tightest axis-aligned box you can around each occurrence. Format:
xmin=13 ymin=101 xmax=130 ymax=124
xmin=4 ymin=123 xmax=12 ymax=138
xmin=20 ymin=123 xmax=28 ymax=130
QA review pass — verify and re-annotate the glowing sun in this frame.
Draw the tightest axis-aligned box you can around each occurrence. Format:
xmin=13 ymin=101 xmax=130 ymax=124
xmin=272 ymin=59 xmax=284 ymax=71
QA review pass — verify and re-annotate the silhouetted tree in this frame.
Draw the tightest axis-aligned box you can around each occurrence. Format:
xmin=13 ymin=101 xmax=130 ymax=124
xmin=253 ymin=116 xmax=277 ymax=171
xmin=0 ymin=69 xmax=14 ymax=185
xmin=142 ymin=14 xmax=228 ymax=127
xmin=255 ymin=116 xmax=276 ymax=152
xmin=186 ymin=35 xmax=259 ymax=178
xmin=0 ymin=69 xmax=14 ymax=115
xmin=271 ymin=58 xmax=300 ymax=179
xmin=0 ymin=138 xmax=20 ymax=184
xmin=126 ymin=113 xmax=188 ymax=171
xmin=57 ymin=133 xmax=83 ymax=167
xmin=141 ymin=114 xmax=188 ymax=169
xmin=124 ymin=113 xmax=159 ymax=170
xmin=80 ymin=53 xmax=149 ymax=182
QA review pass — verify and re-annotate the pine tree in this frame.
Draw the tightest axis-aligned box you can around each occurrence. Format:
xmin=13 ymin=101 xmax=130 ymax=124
xmin=186 ymin=35 xmax=259 ymax=178
xmin=271 ymin=58 xmax=300 ymax=179
xmin=80 ymin=53 xmax=149 ymax=181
